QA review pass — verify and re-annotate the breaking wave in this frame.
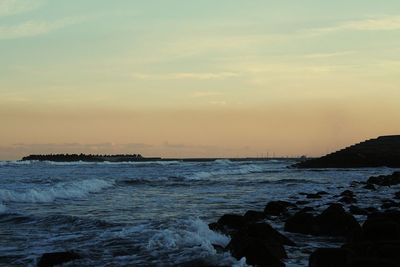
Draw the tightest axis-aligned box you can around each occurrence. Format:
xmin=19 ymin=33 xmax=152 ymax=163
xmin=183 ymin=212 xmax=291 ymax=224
xmin=0 ymin=202 xmax=6 ymax=213
xmin=0 ymin=178 xmax=114 ymax=203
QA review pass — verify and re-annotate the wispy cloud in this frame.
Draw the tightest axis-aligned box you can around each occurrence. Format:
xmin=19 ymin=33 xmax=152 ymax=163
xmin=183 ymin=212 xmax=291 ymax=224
xmin=191 ymin=91 xmax=222 ymax=98
xmin=132 ymin=72 xmax=238 ymax=81
xmin=309 ymin=16 xmax=400 ymax=34
xmin=0 ymin=17 xmax=85 ymax=39
xmin=0 ymin=0 xmax=42 ymax=17
xmin=302 ymin=51 xmax=355 ymax=59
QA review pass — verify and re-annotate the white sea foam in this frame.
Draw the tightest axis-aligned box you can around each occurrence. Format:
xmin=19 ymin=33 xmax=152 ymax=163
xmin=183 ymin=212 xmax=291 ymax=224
xmin=0 ymin=178 xmax=114 ymax=203
xmin=147 ymin=218 xmax=252 ymax=265
xmin=189 ymin=164 xmax=265 ymax=180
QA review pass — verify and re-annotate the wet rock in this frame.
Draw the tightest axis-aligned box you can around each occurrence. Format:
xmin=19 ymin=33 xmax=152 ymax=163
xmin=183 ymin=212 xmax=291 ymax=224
xmin=317 ymin=191 xmax=329 ymax=195
xmin=296 ymin=200 xmax=310 ymax=205
xmin=208 ymin=222 xmax=224 ymax=233
xmin=315 ymin=203 xmax=361 ymax=237
xmin=227 ymin=223 xmax=292 ymax=267
xmin=367 ymin=172 xmax=400 ymax=186
xmin=244 ymin=210 xmax=266 ymax=222
xmin=179 ymin=259 xmax=229 ymax=267
xmin=381 ymin=200 xmax=400 ymax=210
xmin=37 ymin=251 xmax=81 ymax=267
xmin=264 ymin=201 xmax=296 ymax=216
xmin=284 ymin=211 xmax=316 ymax=235
xmin=349 ymin=205 xmax=369 ymax=216
xmin=300 ymin=207 xmax=315 ymax=213
xmin=309 ymin=248 xmax=352 ymax=267
xmin=306 ymin=193 xmax=322 ymax=199
xmin=346 ymin=258 xmax=397 ymax=267
xmin=216 ymin=214 xmax=246 ymax=230
xmin=362 ymin=219 xmax=400 ymax=242
xmin=340 ymin=190 xmax=355 ymax=197
xmin=228 ymin=235 xmax=286 ymax=267
xmin=339 ymin=196 xmax=357 ymax=204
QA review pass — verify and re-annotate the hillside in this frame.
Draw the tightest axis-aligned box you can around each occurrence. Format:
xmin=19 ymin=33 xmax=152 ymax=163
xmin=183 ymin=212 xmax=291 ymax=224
xmin=295 ymin=135 xmax=400 ymax=168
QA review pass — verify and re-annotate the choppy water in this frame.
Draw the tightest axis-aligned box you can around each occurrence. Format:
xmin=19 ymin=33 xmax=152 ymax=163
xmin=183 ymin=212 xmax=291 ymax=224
xmin=0 ymin=160 xmax=398 ymax=266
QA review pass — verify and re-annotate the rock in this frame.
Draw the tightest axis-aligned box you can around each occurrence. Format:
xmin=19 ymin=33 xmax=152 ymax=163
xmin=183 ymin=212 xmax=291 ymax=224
xmin=362 ymin=219 xmax=400 ymax=242
xmin=178 ymin=259 xmax=229 ymax=267
xmin=317 ymin=191 xmax=329 ymax=195
xmin=284 ymin=211 xmax=316 ymax=235
xmin=349 ymin=205 xmax=368 ymax=216
xmin=340 ymin=190 xmax=355 ymax=197
xmin=227 ymin=223 xmax=292 ymax=267
xmin=395 ymin=191 xmax=400 ymax=199
xmin=244 ymin=222 xmax=295 ymax=246
xmin=363 ymin=184 xmax=376 ymax=190
xmin=244 ymin=210 xmax=266 ymax=222
xmin=216 ymin=214 xmax=246 ymax=230
xmin=37 ymin=251 xmax=81 ymax=267
xmin=381 ymin=200 xmax=400 ymax=210
xmin=300 ymin=207 xmax=315 ymax=213
xmin=306 ymin=193 xmax=322 ymax=199
xmin=296 ymin=200 xmax=310 ymax=205
xmin=208 ymin=222 xmax=224 ymax=232
xmin=346 ymin=258 xmax=397 ymax=267
xmin=315 ymin=203 xmax=361 ymax=237
xmin=264 ymin=201 xmax=296 ymax=216
xmin=367 ymin=172 xmax=400 ymax=186
xmin=339 ymin=196 xmax=357 ymax=204
xmin=228 ymin=235 xmax=286 ymax=267
xmin=309 ymin=248 xmax=352 ymax=267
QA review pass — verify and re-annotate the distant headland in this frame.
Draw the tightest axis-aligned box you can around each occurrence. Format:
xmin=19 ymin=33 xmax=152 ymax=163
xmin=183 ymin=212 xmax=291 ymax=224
xmin=295 ymin=135 xmax=400 ymax=168
xmin=21 ymin=154 xmax=160 ymax=162
xmin=21 ymin=154 xmax=298 ymax=162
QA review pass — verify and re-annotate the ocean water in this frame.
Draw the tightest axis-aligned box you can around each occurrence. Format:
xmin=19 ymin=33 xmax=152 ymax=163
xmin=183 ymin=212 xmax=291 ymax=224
xmin=0 ymin=159 xmax=398 ymax=266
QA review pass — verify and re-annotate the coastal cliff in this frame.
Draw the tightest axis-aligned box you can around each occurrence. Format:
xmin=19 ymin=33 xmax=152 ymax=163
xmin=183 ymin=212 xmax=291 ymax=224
xmin=295 ymin=135 xmax=400 ymax=168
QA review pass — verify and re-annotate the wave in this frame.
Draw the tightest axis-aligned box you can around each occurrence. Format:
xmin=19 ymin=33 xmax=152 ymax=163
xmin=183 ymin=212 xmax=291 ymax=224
xmin=0 ymin=178 xmax=114 ymax=203
xmin=189 ymin=164 xmax=268 ymax=180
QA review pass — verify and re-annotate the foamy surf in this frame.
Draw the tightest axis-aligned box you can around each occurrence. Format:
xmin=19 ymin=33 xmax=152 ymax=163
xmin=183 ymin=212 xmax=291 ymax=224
xmin=0 ymin=202 xmax=6 ymax=213
xmin=0 ymin=178 xmax=114 ymax=203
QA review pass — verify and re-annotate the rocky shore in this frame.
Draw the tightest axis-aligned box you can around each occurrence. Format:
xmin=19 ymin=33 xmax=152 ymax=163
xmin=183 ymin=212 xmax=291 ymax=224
xmin=202 ymin=171 xmax=400 ymax=267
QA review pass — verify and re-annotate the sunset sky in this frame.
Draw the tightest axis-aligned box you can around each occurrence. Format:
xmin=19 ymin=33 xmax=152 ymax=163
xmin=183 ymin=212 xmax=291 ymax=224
xmin=1 ymin=0 xmax=400 ymax=159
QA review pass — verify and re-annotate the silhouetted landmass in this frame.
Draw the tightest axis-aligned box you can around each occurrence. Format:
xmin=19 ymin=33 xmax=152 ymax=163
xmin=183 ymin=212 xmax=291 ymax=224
xmin=294 ymin=135 xmax=400 ymax=168
xmin=21 ymin=154 xmax=300 ymax=162
xmin=21 ymin=154 xmax=160 ymax=162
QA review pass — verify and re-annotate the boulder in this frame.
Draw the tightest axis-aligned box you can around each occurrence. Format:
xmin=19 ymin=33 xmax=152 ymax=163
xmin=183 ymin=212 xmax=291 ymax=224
xmin=306 ymin=193 xmax=322 ymax=199
xmin=363 ymin=184 xmax=376 ymax=190
xmin=339 ymin=196 xmax=357 ymax=204
xmin=367 ymin=172 xmax=400 ymax=186
xmin=217 ymin=214 xmax=246 ymax=230
xmin=244 ymin=210 xmax=266 ymax=222
xmin=37 ymin=251 xmax=81 ymax=267
xmin=264 ymin=201 xmax=296 ymax=216
xmin=309 ymin=248 xmax=352 ymax=267
xmin=340 ymin=190 xmax=355 ymax=197
xmin=346 ymin=258 xmax=397 ymax=267
xmin=284 ymin=211 xmax=316 ymax=235
xmin=315 ymin=204 xmax=361 ymax=237
xmin=349 ymin=205 xmax=368 ymax=216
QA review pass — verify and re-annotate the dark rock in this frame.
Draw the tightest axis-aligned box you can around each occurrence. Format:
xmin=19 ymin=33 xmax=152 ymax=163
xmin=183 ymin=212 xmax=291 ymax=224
xmin=339 ymin=196 xmax=357 ymax=204
xmin=349 ymin=205 xmax=368 ymax=216
xmin=340 ymin=190 xmax=355 ymax=197
xmin=381 ymin=200 xmax=400 ymax=210
xmin=37 ymin=251 xmax=81 ymax=267
xmin=300 ymin=207 xmax=315 ymax=213
xmin=315 ymin=203 xmax=361 ymax=237
xmin=284 ymin=211 xmax=316 ymax=235
xmin=244 ymin=222 xmax=295 ymax=246
xmin=367 ymin=172 xmax=400 ymax=186
xmin=217 ymin=214 xmax=246 ymax=230
xmin=362 ymin=219 xmax=400 ymax=242
xmin=306 ymin=193 xmax=322 ymax=199
xmin=317 ymin=191 xmax=329 ymax=195
xmin=208 ymin=222 xmax=224 ymax=233
xmin=178 ymin=259 xmax=229 ymax=267
xmin=296 ymin=200 xmax=310 ymax=205
xmin=309 ymin=248 xmax=352 ymax=267
xmin=395 ymin=191 xmax=400 ymax=199
xmin=244 ymin=210 xmax=266 ymax=222
xmin=346 ymin=258 xmax=397 ymax=267
xmin=264 ymin=201 xmax=296 ymax=216
xmin=228 ymin=235 xmax=286 ymax=267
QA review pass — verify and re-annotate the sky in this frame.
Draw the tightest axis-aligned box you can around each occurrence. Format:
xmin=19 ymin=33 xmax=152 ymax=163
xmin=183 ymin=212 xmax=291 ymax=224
xmin=1 ymin=0 xmax=400 ymax=159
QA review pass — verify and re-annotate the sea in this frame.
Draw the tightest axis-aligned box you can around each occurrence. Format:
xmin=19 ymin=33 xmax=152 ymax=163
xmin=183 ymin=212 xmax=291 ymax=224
xmin=0 ymin=159 xmax=398 ymax=266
